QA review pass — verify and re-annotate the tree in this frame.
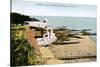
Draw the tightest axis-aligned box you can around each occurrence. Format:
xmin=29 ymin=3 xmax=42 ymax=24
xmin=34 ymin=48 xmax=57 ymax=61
xmin=11 ymin=13 xmax=31 ymax=25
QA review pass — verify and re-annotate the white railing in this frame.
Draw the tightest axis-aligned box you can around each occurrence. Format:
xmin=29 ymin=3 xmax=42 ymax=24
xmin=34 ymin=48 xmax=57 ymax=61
xmin=36 ymin=34 xmax=57 ymax=45
xmin=36 ymin=28 xmax=57 ymax=45
xmin=24 ymin=21 xmax=47 ymax=29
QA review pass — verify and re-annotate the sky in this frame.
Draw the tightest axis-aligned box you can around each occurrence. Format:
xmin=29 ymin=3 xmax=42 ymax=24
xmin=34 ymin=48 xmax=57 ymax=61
xmin=12 ymin=0 xmax=97 ymax=17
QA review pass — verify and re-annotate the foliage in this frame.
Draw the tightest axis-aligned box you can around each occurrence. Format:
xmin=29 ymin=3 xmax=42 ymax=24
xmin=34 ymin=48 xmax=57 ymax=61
xmin=11 ymin=12 xmax=31 ymax=25
xmin=10 ymin=12 xmax=40 ymax=26
xmin=11 ymin=30 xmax=41 ymax=66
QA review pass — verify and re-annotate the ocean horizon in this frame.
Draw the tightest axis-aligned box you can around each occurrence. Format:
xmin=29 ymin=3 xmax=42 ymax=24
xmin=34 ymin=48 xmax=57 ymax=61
xmin=32 ymin=16 xmax=96 ymax=33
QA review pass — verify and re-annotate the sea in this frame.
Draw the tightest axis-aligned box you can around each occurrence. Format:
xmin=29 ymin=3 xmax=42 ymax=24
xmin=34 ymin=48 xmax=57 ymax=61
xmin=32 ymin=16 xmax=97 ymax=42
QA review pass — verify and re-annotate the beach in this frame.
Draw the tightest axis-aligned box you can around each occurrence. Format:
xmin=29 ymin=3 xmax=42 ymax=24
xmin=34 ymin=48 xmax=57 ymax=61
xmin=48 ymin=35 xmax=96 ymax=63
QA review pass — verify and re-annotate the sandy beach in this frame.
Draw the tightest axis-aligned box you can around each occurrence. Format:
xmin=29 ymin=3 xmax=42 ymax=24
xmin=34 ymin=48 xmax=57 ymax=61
xmin=37 ymin=35 xmax=96 ymax=64
xmin=48 ymin=35 xmax=96 ymax=63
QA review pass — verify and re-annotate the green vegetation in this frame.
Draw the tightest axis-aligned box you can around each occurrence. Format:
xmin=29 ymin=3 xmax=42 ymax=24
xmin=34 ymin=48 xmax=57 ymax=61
xmin=11 ymin=12 xmax=31 ymax=26
xmin=10 ymin=12 xmax=43 ymax=66
xmin=11 ymin=12 xmax=40 ymax=26
xmin=11 ymin=30 xmax=42 ymax=66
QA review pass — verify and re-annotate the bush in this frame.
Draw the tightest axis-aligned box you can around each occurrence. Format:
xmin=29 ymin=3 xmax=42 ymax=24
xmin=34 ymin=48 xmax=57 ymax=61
xmin=11 ymin=30 xmax=41 ymax=66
